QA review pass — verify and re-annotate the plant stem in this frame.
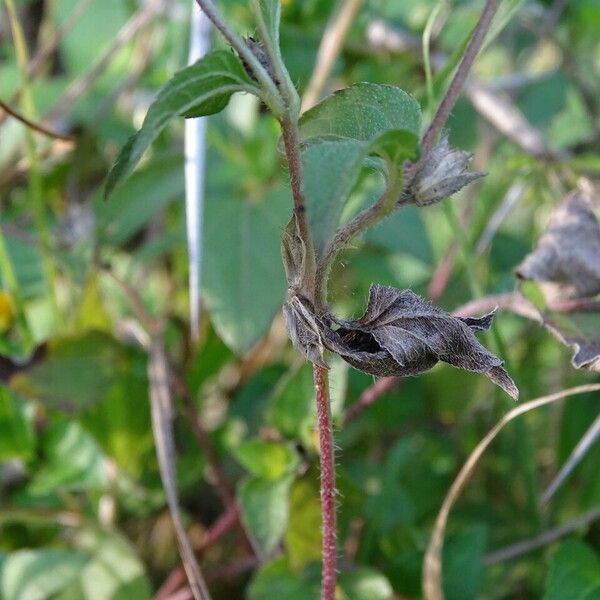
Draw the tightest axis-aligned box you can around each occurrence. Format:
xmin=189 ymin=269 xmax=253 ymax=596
xmin=280 ymin=117 xmax=317 ymax=296
xmin=313 ymin=364 xmax=337 ymax=600
xmin=193 ymin=0 xmax=285 ymax=117
xmin=315 ymin=171 xmax=402 ymax=308
xmin=421 ymin=0 xmax=500 ymax=155
xmin=0 ymin=99 xmax=73 ymax=141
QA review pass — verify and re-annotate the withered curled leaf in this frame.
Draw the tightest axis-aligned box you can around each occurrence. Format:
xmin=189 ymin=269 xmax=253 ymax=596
xmin=322 ymin=285 xmax=518 ymax=399
xmin=282 ymin=294 xmax=327 ymax=368
xmin=403 ymin=133 xmax=485 ymax=207
xmin=516 ymin=191 xmax=600 ymax=301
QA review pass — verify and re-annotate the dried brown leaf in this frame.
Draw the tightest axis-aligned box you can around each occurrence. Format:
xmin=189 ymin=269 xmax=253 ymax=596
xmin=516 ymin=191 xmax=600 ymax=301
xmin=322 ymin=285 xmax=518 ymax=399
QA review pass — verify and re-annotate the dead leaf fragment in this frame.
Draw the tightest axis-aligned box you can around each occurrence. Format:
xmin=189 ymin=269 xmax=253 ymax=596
xmin=323 ymin=285 xmax=518 ymax=399
xmin=516 ymin=191 xmax=600 ymax=301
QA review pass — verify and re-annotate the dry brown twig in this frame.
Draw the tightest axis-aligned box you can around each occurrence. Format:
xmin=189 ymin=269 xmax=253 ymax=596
xmin=0 ymin=98 xmax=73 ymax=141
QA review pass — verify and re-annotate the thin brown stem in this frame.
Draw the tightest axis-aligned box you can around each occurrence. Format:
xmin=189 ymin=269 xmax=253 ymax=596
xmin=192 ymin=0 xmax=284 ymax=115
xmin=0 ymin=98 xmax=73 ymax=141
xmin=421 ymin=0 xmax=500 ymax=155
xmin=280 ymin=118 xmax=317 ymax=295
xmin=313 ymin=364 xmax=337 ymax=600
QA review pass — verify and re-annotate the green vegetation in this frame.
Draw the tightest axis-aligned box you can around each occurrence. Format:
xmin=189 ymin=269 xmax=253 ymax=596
xmin=1 ymin=1 xmax=600 ymax=599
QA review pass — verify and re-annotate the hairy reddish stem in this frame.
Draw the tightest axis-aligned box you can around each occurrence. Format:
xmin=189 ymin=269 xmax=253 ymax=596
xmin=314 ymin=364 xmax=337 ymax=600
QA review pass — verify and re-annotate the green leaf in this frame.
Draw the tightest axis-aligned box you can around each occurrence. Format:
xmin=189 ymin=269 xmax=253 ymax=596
xmin=267 ymin=364 xmax=314 ymax=441
xmin=105 ymin=50 xmax=260 ymax=196
xmin=443 ymin=526 xmax=487 ymax=600
xmin=96 ymin=156 xmax=184 ymax=245
xmin=28 ymin=420 xmax=106 ymax=495
xmin=303 ymin=132 xmax=418 ymax=256
xmin=303 ymin=139 xmax=366 ymax=254
xmin=284 ymin=480 xmax=322 ymax=569
xmin=0 ymin=549 xmax=87 ymax=600
xmin=56 ymin=529 xmax=151 ymax=600
xmin=203 ymin=185 xmax=289 ymax=354
xmin=10 ymin=331 xmax=130 ymax=413
xmin=238 ymin=475 xmax=292 ymax=557
xmin=366 ymin=204 xmax=433 ymax=265
xmin=339 ymin=567 xmax=394 ymax=600
xmin=0 ymin=386 xmax=34 ymax=460
xmin=249 ymin=557 xmax=319 ymax=600
xmin=299 ymin=83 xmax=421 ymax=143
xmin=234 ymin=439 xmax=299 ymax=480
xmin=544 ymin=539 xmax=600 ymax=600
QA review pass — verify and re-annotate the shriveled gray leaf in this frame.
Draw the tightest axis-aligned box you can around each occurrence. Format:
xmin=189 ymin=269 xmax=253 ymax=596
xmin=281 ymin=216 xmax=307 ymax=291
xmin=516 ymin=191 xmax=600 ymax=301
xmin=282 ymin=295 xmax=327 ymax=368
xmin=403 ymin=134 xmax=484 ymax=207
xmin=322 ymin=285 xmax=518 ymax=399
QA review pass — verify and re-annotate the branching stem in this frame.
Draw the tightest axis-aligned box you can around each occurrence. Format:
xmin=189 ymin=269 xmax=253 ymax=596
xmin=315 ymin=171 xmax=402 ymax=308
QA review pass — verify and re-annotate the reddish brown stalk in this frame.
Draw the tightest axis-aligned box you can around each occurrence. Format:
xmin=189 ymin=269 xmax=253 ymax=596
xmin=313 ymin=364 xmax=337 ymax=600
xmin=0 ymin=98 xmax=73 ymax=141
xmin=420 ymin=0 xmax=500 ymax=155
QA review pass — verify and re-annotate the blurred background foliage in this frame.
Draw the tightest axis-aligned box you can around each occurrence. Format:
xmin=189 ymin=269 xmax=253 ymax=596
xmin=1 ymin=0 xmax=600 ymax=598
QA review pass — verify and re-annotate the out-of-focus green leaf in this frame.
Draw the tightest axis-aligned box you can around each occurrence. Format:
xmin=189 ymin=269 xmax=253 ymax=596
xmin=96 ymin=156 xmax=184 ymax=246
xmin=284 ymin=480 xmax=321 ymax=569
xmin=56 ymin=528 xmax=151 ymax=600
xmin=234 ymin=439 xmax=299 ymax=480
xmin=267 ymin=363 xmax=314 ymax=442
xmin=299 ymin=83 xmax=421 ymax=142
xmin=28 ymin=420 xmax=106 ymax=495
xmin=366 ymin=204 xmax=433 ymax=265
xmin=0 ymin=549 xmax=87 ymax=600
xmin=73 ymin=272 xmax=112 ymax=332
xmin=0 ymin=386 xmax=34 ymax=460
xmin=105 ymin=50 xmax=260 ymax=195
xmin=339 ymin=567 xmax=394 ymax=600
xmin=544 ymin=539 xmax=600 ymax=600
xmin=203 ymin=185 xmax=289 ymax=354
xmin=239 ymin=475 xmax=293 ymax=558
xmin=80 ymin=352 xmax=153 ymax=477
xmin=248 ymin=557 xmax=319 ymax=600
xmin=443 ymin=526 xmax=487 ymax=600
xmin=10 ymin=331 xmax=130 ymax=413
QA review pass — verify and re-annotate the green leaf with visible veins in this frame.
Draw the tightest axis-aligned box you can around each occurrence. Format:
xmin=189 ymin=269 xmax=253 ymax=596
xmin=299 ymin=83 xmax=422 ymax=144
xmin=105 ymin=50 xmax=260 ymax=196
